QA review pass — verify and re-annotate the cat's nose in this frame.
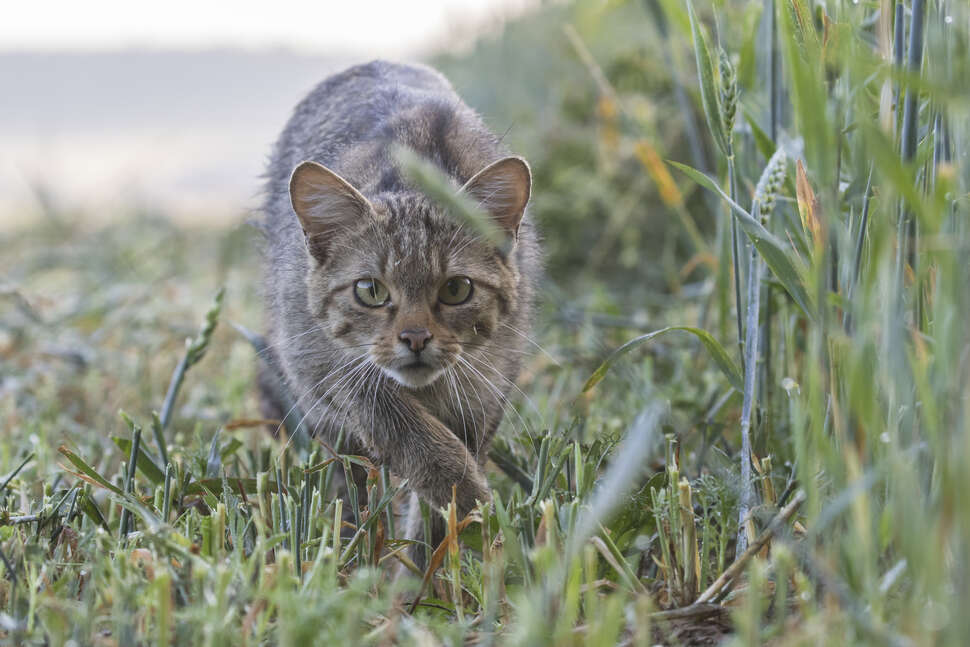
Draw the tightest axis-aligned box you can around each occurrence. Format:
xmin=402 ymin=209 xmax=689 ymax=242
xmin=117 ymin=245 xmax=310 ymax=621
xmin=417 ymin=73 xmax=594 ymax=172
xmin=399 ymin=328 xmax=433 ymax=353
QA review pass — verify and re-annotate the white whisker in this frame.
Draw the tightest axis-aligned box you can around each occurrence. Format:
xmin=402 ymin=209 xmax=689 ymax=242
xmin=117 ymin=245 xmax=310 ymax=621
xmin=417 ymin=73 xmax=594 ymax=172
xmin=445 ymin=369 xmax=471 ymax=482
xmin=455 ymin=355 xmax=533 ymax=442
xmin=272 ymin=350 xmax=369 ymax=439
xmin=500 ymin=322 xmax=562 ymax=366
xmin=282 ymin=353 xmax=371 ymax=453
xmin=464 ymin=351 xmax=543 ymax=420
xmin=452 ymin=362 xmax=488 ymax=460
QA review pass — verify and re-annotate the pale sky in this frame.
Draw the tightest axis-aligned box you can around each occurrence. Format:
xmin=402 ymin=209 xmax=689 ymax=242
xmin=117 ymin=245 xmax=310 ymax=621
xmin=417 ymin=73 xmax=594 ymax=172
xmin=1 ymin=0 xmax=536 ymax=56
xmin=0 ymin=0 xmax=542 ymax=227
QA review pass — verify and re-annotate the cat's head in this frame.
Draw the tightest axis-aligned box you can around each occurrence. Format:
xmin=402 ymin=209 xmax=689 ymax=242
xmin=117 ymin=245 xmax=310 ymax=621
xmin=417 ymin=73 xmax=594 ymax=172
xmin=289 ymin=157 xmax=531 ymax=388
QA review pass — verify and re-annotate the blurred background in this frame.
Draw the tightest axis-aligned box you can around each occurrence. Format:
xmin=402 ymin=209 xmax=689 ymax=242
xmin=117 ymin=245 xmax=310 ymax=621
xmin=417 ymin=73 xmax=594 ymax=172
xmin=0 ymin=0 xmax=541 ymax=228
xmin=2 ymin=0 xmax=720 ymax=305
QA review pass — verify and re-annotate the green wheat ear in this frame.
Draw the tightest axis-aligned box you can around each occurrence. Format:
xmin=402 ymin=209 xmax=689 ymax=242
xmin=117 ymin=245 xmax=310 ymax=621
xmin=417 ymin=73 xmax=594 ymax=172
xmin=753 ymin=148 xmax=787 ymax=223
xmin=718 ymin=48 xmax=738 ymax=150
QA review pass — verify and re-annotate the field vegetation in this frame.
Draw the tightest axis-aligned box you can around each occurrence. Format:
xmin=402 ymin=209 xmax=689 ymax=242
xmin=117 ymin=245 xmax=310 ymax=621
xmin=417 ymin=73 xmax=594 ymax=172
xmin=1 ymin=0 xmax=968 ymax=644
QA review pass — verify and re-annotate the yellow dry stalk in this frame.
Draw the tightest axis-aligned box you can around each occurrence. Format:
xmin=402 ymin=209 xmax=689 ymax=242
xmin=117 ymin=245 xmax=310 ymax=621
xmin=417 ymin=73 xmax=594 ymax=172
xmin=796 ymin=159 xmax=824 ymax=253
xmin=634 ymin=140 xmax=684 ymax=208
xmin=597 ymin=96 xmax=620 ymax=152
xmin=678 ymin=477 xmax=701 ymax=599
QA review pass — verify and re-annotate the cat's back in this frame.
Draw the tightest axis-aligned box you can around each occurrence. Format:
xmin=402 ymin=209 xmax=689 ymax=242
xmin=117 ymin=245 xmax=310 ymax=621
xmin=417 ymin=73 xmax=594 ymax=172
xmin=266 ymin=61 xmax=470 ymax=191
xmin=266 ymin=61 xmax=510 ymax=213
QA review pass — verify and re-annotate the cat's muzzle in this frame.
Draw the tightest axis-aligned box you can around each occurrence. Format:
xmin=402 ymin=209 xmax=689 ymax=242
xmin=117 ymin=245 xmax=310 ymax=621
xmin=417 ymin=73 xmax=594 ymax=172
xmin=384 ymin=352 xmax=449 ymax=388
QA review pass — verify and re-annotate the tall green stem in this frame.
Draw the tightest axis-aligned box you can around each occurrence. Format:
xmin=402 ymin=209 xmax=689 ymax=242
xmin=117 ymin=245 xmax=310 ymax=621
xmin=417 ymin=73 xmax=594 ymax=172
xmin=728 ymin=155 xmax=744 ymax=370
xmin=736 ymin=234 xmax=762 ymax=556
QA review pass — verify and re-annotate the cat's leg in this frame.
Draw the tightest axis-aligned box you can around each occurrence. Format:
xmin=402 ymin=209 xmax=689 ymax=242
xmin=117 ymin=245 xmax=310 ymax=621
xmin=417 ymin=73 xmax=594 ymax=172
xmin=352 ymin=388 xmax=491 ymax=517
xmin=401 ymin=491 xmax=446 ymax=574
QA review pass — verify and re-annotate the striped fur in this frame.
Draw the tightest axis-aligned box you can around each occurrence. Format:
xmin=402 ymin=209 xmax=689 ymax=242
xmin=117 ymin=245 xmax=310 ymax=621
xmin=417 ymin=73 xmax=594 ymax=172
xmin=259 ymin=61 xmax=541 ymax=564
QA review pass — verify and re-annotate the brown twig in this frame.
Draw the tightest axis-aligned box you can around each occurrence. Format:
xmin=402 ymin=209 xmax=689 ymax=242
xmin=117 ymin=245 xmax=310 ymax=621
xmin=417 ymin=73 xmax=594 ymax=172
xmin=648 ymin=602 xmax=728 ymax=622
xmin=4 ymin=514 xmax=42 ymax=525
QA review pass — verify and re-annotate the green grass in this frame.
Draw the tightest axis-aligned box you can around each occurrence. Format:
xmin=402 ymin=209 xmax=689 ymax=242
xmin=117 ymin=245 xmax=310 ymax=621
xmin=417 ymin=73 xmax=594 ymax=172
xmin=2 ymin=0 xmax=969 ymax=644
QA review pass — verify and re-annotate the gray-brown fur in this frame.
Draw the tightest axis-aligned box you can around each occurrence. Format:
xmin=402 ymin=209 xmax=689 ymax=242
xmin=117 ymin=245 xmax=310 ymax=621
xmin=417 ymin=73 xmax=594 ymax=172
xmin=259 ymin=61 xmax=540 ymax=561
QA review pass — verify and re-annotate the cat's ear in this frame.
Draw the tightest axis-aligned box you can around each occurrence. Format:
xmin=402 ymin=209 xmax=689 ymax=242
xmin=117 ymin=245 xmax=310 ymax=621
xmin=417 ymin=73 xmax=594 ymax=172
xmin=460 ymin=156 xmax=532 ymax=239
xmin=289 ymin=161 xmax=373 ymax=263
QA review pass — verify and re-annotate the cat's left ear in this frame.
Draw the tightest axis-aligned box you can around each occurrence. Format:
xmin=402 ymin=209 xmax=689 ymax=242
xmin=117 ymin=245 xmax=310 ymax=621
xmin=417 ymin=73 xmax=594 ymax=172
xmin=460 ymin=156 xmax=532 ymax=239
xmin=289 ymin=161 xmax=373 ymax=263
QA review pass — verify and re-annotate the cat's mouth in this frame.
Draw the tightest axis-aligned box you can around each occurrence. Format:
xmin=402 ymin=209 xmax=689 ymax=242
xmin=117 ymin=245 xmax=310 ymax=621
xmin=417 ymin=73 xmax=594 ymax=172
xmin=383 ymin=359 xmax=446 ymax=388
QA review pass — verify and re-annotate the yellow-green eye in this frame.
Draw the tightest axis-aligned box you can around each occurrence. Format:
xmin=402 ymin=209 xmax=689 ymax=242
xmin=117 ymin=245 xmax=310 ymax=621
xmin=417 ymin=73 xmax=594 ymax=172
xmin=354 ymin=278 xmax=390 ymax=307
xmin=439 ymin=276 xmax=473 ymax=305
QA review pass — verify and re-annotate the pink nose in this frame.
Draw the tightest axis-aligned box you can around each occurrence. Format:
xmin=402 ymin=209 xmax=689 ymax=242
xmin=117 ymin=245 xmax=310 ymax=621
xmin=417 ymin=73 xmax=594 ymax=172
xmin=399 ymin=328 xmax=432 ymax=353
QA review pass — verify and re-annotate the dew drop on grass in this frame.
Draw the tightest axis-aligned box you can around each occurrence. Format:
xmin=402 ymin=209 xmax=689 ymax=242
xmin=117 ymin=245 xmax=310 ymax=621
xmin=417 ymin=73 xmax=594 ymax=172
xmin=880 ymin=432 xmax=891 ymax=443
xmin=923 ymin=599 xmax=950 ymax=631
xmin=781 ymin=377 xmax=800 ymax=397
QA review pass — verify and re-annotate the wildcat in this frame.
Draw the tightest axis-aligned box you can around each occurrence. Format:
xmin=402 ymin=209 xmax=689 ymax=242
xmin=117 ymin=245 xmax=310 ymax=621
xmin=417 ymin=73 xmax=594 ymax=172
xmin=259 ymin=61 xmax=539 ymax=561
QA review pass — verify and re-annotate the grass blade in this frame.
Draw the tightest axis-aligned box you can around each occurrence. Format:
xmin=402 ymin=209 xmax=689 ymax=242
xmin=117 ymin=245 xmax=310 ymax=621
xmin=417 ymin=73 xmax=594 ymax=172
xmin=0 ymin=453 xmax=34 ymax=495
xmin=159 ymin=288 xmax=225 ymax=431
xmin=395 ymin=146 xmax=507 ymax=251
xmin=583 ymin=326 xmax=743 ymax=393
xmin=58 ymin=446 xmax=125 ymax=496
xmin=119 ymin=425 xmax=142 ymax=539
xmin=112 ymin=437 xmax=166 ymax=485
xmin=669 ymin=159 xmax=814 ymax=318
xmin=686 ymin=0 xmax=729 ymax=156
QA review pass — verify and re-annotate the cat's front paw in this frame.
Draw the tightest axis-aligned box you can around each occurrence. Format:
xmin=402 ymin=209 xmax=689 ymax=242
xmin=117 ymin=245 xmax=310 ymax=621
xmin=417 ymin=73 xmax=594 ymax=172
xmin=454 ymin=472 xmax=491 ymax=516
xmin=419 ymin=461 xmax=490 ymax=516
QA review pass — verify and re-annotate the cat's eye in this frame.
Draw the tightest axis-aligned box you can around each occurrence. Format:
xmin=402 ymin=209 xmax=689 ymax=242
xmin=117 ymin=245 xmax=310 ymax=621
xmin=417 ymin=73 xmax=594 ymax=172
xmin=438 ymin=276 xmax=473 ymax=305
xmin=354 ymin=278 xmax=390 ymax=307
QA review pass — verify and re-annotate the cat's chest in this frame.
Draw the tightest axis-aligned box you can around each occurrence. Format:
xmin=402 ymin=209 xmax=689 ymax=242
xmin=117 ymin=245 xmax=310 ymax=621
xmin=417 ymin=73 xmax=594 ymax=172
xmin=414 ymin=388 xmax=457 ymax=427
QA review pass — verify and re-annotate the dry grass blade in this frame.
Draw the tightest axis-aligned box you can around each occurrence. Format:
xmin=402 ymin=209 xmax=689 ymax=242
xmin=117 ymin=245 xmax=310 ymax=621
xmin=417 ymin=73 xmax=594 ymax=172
xmin=408 ymin=504 xmax=481 ymax=614
xmin=795 ymin=159 xmax=822 ymax=250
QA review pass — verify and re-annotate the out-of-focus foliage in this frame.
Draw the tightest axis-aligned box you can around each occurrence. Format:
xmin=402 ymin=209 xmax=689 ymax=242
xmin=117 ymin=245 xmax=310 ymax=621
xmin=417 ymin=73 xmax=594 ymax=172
xmin=438 ymin=1 xmax=713 ymax=299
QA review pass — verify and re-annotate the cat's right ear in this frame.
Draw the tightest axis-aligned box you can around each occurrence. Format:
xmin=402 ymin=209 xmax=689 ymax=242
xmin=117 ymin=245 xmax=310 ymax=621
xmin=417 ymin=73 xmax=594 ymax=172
xmin=289 ymin=161 xmax=373 ymax=264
